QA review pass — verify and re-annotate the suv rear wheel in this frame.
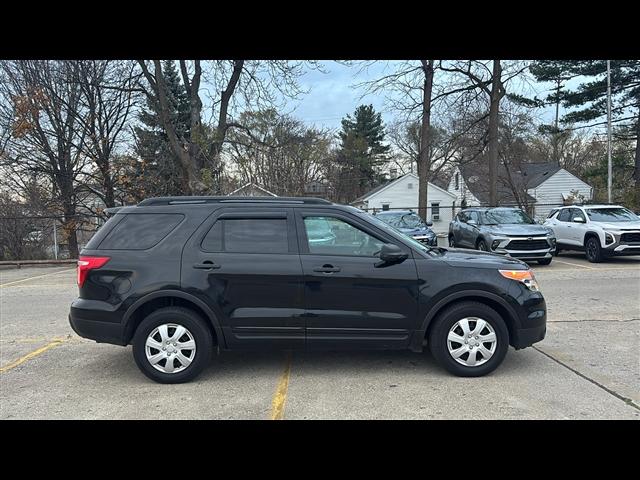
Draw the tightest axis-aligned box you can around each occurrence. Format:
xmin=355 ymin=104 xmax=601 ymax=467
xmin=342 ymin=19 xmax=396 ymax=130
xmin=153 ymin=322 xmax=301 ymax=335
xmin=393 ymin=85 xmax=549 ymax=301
xmin=132 ymin=307 xmax=213 ymax=384
xmin=585 ymin=236 xmax=604 ymax=263
xmin=428 ymin=301 xmax=509 ymax=377
xmin=476 ymin=239 xmax=489 ymax=251
xmin=448 ymin=235 xmax=456 ymax=247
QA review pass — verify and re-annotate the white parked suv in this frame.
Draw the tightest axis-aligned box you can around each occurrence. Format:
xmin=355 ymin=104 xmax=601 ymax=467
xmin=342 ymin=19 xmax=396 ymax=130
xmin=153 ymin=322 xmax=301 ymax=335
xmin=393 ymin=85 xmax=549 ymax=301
xmin=544 ymin=204 xmax=640 ymax=262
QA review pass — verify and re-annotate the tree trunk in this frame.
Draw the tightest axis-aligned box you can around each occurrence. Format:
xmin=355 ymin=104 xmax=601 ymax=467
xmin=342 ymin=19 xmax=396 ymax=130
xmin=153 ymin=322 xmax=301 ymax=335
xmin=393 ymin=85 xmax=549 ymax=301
xmin=417 ymin=60 xmax=434 ymax=221
xmin=634 ymin=113 xmax=640 ymax=205
xmin=488 ymin=60 xmax=503 ymax=206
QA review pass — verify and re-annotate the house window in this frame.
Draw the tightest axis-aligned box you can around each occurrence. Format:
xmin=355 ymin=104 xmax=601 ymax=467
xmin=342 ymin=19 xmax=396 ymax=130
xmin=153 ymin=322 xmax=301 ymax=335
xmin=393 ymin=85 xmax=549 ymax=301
xmin=455 ymin=173 xmax=459 ymax=190
xmin=382 ymin=203 xmax=390 ymax=211
xmin=407 ymin=183 xmax=413 ymax=189
xmin=431 ymin=202 xmax=440 ymax=221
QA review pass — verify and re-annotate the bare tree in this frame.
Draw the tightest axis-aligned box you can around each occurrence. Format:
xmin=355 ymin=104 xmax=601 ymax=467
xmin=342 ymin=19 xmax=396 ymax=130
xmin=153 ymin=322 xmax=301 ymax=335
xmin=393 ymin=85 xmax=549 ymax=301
xmin=72 ymin=60 xmax=140 ymax=211
xmin=0 ymin=60 xmax=88 ymax=258
xmin=137 ymin=60 xmax=319 ymax=194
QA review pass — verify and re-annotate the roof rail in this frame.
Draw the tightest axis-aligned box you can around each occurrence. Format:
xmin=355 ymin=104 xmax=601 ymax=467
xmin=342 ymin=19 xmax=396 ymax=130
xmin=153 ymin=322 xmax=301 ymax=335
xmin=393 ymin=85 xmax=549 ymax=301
xmin=137 ymin=196 xmax=333 ymax=207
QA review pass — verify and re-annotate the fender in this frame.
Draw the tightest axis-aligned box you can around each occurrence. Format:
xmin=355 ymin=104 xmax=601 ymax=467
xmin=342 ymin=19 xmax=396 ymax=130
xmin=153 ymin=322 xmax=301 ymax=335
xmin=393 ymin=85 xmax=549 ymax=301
xmin=122 ymin=289 xmax=226 ymax=347
xmin=410 ymin=289 xmax=521 ymax=352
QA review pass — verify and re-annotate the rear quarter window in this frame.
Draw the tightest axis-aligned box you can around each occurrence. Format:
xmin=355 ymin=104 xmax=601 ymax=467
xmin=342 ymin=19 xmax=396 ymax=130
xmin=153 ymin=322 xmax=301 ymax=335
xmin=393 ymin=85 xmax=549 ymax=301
xmin=98 ymin=213 xmax=184 ymax=250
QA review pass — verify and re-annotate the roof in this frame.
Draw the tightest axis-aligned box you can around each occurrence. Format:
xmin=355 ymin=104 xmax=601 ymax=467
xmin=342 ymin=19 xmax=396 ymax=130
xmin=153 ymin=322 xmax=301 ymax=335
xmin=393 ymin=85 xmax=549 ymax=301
xmin=459 ymin=163 xmax=537 ymax=205
xmin=351 ymin=172 xmax=456 ymax=205
xmin=520 ymin=163 xmax=562 ymax=188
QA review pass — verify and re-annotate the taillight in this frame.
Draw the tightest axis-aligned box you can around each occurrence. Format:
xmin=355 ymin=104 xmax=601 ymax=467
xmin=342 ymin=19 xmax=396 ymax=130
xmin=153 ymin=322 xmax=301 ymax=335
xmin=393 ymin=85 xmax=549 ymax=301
xmin=77 ymin=256 xmax=110 ymax=287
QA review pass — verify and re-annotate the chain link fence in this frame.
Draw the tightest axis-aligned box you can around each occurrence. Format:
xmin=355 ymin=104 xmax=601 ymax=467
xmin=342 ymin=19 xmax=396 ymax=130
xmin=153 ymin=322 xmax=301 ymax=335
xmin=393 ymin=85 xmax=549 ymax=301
xmin=0 ymin=214 xmax=105 ymax=261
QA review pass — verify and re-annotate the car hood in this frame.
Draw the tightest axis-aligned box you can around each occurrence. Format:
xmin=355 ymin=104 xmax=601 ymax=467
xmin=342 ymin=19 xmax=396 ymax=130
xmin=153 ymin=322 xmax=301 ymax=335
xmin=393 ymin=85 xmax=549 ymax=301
xmin=589 ymin=221 xmax=640 ymax=230
xmin=481 ymin=224 xmax=550 ymax=236
xmin=397 ymin=226 xmax=435 ymax=236
xmin=439 ymin=247 xmax=528 ymax=269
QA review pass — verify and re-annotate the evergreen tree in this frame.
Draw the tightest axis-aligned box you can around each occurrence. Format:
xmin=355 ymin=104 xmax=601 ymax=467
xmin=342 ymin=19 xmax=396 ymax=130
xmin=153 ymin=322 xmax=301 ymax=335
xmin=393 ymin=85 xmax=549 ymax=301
xmin=134 ymin=60 xmax=191 ymax=196
xmin=336 ymin=105 xmax=390 ymax=200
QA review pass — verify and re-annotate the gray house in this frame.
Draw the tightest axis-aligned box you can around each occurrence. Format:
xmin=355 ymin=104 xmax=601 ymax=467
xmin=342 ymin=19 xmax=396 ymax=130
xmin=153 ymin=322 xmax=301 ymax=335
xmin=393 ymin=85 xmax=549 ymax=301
xmin=447 ymin=162 xmax=593 ymax=219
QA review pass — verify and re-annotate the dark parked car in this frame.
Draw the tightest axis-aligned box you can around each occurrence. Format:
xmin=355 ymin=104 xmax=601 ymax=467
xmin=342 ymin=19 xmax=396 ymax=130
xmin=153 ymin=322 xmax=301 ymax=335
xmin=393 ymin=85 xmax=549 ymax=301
xmin=70 ymin=197 xmax=546 ymax=383
xmin=373 ymin=210 xmax=438 ymax=246
xmin=448 ymin=207 xmax=556 ymax=265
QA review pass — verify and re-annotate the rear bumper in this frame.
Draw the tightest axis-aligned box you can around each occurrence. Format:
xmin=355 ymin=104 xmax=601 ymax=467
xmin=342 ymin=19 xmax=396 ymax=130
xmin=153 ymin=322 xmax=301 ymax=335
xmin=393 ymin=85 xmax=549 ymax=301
xmin=69 ymin=299 xmax=126 ymax=346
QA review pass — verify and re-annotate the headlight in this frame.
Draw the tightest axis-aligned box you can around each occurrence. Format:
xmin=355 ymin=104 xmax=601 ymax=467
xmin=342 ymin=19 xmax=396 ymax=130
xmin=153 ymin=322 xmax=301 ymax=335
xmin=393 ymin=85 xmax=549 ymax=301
xmin=499 ymin=269 xmax=540 ymax=292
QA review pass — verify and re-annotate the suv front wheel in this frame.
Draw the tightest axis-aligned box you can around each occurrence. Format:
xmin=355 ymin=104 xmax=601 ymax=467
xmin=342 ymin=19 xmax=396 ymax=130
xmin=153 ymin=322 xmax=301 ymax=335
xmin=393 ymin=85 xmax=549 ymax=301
xmin=132 ymin=307 xmax=213 ymax=384
xmin=585 ymin=236 xmax=604 ymax=263
xmin=428 ymin=301 xmax=509 ymax=377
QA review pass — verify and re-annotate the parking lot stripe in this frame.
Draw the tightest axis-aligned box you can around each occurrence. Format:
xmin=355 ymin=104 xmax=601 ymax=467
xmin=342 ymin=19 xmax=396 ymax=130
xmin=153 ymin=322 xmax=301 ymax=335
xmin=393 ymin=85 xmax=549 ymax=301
xmin=0 ymin=268 xmax=75 ymax=288
xmin=0 ymin=338 xmax=66 ymax=374
xmin=553 ymin=260 xmax=596 ymax=270
xmin=270 ymin=352 xmax=292 ymax=420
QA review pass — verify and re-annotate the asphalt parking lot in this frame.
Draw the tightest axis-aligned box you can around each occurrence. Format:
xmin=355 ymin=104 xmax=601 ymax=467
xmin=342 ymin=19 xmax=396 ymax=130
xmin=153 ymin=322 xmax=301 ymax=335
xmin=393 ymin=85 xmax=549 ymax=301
xmin=1 ymin=252 xmax=639 ymax=420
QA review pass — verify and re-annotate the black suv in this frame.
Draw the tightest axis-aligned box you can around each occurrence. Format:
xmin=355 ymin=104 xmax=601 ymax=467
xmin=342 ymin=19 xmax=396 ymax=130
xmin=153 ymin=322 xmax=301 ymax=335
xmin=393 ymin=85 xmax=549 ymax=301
xmin=69 ymin=197 xmax=547 ymax=383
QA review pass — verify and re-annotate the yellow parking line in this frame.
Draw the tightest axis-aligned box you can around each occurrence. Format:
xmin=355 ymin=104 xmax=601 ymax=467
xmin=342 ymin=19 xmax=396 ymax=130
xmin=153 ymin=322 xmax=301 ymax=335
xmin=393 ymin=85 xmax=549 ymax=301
xmin=0 ymin=338 xmax=66 ymax=374
xmin=0 ymin=268 xmax=75 ymax=288
xmin=270 ymin=352 xmax=292 ymax=420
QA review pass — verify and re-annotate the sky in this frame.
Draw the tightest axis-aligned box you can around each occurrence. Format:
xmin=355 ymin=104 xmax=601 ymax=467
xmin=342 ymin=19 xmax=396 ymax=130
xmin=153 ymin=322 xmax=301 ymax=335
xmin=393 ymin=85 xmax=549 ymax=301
xmin=275 ymin=60 xmax=566 ymax=133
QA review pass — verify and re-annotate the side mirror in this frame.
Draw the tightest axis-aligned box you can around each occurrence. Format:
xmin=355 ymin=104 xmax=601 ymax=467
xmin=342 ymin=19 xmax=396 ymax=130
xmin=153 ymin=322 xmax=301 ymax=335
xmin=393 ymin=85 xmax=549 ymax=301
xmin=425 ymin=220 xmax=433 ymax=227
xmin=376 ymin=243 xmax=408 ymax=266
xmin=573 ymin=217 xmax=585 ymax=223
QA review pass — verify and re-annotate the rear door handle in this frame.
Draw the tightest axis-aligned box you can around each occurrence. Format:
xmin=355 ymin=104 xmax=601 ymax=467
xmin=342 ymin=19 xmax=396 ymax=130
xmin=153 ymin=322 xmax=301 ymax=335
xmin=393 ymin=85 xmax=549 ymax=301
xmin=313 ymin=264 xmax=341 ymax=273
xmin=193 ymin=261 xmax=221 ymax=270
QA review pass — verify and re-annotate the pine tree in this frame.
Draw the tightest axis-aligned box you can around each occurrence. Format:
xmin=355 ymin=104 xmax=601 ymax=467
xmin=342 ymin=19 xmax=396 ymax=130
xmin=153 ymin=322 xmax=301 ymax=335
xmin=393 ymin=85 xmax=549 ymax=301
xmin=337 ymin=105 xmax=390 ymax=200
xmin=134 ymin=60 xmax=191 ymax=197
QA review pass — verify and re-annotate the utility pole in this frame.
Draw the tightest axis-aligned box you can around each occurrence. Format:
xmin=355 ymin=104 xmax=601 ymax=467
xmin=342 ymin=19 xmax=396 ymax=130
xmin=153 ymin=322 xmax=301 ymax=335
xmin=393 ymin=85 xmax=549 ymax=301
xmin=53 ymin=219 xmax=58 ymax=260
xmin=607 ymin=60 xmax=613 ymax=203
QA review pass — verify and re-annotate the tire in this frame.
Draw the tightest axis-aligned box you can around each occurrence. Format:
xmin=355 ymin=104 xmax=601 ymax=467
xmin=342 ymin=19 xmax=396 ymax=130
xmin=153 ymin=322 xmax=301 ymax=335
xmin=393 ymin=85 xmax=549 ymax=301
xmin=537 ymin=258 xmax=552 ymax=265
xmin=585 ymin=236 xmax=604 ymax=263
xmin=132 ymin=306 xmax=213 ymax=384
xmin=554 ymin=248 xmax=561 ymax=257
xmin=428 ymin=301 xmax=509 ymax=377
xmin=448 ymin=235 xmax=456 ymax=247
xmin=476 ymin=239 xmax=489 ymax=252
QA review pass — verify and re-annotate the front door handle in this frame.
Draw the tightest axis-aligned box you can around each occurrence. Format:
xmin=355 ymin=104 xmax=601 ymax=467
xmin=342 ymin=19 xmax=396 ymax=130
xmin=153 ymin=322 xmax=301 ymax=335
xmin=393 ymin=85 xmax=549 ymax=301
xmin=193 ymin=261 xmax=221 ymax=270
xmin=313 ymin=264 xmax=341 ymax=273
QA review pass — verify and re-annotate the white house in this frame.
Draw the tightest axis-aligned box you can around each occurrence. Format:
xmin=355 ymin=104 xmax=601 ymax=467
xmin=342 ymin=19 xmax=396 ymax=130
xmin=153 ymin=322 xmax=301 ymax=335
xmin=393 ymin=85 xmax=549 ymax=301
xmin=351 ymin=173 xmax=457 ymax=233
xmin=447 ymin=162 xmax=593 ymax=220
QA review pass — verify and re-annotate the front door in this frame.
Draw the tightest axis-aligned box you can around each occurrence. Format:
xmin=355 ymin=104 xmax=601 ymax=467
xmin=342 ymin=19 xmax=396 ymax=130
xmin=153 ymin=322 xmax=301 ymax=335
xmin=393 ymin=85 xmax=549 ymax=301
xmin=295 ymin=209 xmax=419 ymax=349
xmin=181 ymin=207 xmax=304 ymax=348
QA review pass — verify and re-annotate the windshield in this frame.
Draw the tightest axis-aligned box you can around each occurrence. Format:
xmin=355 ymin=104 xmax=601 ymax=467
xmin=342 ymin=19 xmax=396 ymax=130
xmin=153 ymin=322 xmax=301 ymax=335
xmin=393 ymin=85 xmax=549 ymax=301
xmin=585 ymin=207 xmax=639 ymax=222
xmin=377 ymin=212 xmax=427 ymax=229
xmin=479 ymin=209 xmax=535 ymax=225
xmin=351 ymin=209 xmax=431 ymax=253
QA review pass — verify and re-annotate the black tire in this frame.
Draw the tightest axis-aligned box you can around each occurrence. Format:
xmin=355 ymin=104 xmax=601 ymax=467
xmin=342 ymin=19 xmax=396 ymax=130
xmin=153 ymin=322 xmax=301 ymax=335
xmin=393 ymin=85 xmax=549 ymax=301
xmin=448 ymin=235 xmax=456 ymax=247
xmin=132 ymin=306 xmax=213 ymax=384
xmin=585 ymin=236 xmax=604 ymax=263
xmin=428 ymin=301 xmax=509 ymax=377
xmin=554 ymin=247 xmax=561 ymax=257
xmin=476 ymin=239 xmax=489 ymax=252
xmin=537 ymin=258 xmax=552 ymax=265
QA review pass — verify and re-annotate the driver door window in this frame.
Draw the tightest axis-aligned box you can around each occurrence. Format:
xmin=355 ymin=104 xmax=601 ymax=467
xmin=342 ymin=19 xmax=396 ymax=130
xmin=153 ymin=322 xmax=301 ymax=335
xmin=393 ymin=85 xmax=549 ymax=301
xmin=303 ymin=216 xmax=384 ymax=256
xmin=571 ymin=208 xmax=586 ymax=223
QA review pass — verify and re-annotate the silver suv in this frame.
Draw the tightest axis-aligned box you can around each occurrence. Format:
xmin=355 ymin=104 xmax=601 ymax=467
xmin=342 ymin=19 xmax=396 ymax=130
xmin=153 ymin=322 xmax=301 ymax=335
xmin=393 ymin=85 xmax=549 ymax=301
xmin=449 ymin=207 xmax=556 ymax=265
xmin=544 ymin=204 xmax=640 ymax=262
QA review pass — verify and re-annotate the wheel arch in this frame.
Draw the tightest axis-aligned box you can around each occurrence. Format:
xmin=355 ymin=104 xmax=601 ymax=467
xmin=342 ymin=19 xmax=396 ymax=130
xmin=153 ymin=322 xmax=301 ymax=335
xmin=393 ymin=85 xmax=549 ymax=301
xmin=122 ymin=290 xmax=225 ymax=347
xmin=411 ymin=290 xmax=519 ymax=351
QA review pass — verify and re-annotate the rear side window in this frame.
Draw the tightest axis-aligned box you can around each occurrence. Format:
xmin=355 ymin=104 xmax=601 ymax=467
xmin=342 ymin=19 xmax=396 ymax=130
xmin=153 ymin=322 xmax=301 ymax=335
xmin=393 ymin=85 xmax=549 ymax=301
xmin=98 ymin=213 xmax=184 ymax=250
xmin=201 ymin=218 xmax=289 ymax=253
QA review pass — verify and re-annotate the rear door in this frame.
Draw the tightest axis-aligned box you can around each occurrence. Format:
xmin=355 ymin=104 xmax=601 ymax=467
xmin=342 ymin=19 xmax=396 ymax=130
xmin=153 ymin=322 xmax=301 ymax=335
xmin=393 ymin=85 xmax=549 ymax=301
xmin=181 ymin=207 xmax=304 ymax=348
xmin=294 ymin=208 xmax=419 ymax=349
xmin=552 ymin=208 xmax=574 ymax=245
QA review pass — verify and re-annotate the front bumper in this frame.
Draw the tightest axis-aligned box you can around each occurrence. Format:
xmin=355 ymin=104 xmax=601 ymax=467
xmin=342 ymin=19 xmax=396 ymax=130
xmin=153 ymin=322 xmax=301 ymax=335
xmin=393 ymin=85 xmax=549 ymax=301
xmin=491 ymin=236 xmax=555 ymax=261
xmin=603 ymin=231 xmax=640 ymax=256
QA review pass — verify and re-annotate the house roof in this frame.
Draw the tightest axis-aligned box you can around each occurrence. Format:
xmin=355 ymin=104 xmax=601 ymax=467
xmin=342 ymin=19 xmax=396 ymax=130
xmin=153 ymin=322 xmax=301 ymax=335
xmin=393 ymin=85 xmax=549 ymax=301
xmin=351 ymin=173 xmax=455 ymax=205
xmin=458 ymin=161 xmax=570 ymax=205
xmin=227 ymin=182 xmax=277 ymax=197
